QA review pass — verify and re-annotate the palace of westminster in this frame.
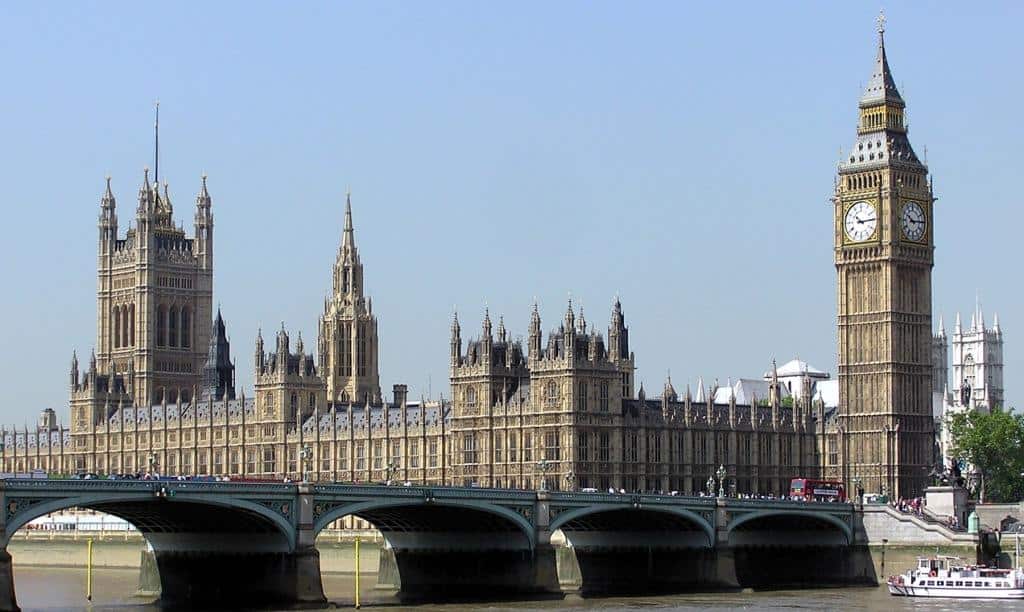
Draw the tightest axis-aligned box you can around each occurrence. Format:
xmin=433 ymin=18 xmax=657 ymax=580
xmin=1 ymin=21 xmax=994 ymax=500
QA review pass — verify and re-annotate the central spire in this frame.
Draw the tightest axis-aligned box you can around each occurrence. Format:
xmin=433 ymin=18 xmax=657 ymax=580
xmin=154 ymin=101 xmax=160 ymax=185
xmin=342 ymin=189 xmax=355 ymax=250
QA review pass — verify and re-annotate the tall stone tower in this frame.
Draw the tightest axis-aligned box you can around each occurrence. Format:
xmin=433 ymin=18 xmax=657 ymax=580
xmin=951 ymin=306 xmax=1004 ymax=410
xmin=834 ymin=16 xmax=935 ymax=498
xmin=318 ymin=193 xmax=382 ymax=405
xmin=95 ymin=170 xmax=214 ymax=407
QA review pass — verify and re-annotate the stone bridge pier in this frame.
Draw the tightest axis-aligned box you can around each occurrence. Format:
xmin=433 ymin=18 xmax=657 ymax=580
xmin=150 ymin=483 xmax=324 ymax=606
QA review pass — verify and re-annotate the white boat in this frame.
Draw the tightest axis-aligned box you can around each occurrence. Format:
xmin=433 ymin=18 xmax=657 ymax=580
xmin=887 ymin=555 xmax=1024 ymax=599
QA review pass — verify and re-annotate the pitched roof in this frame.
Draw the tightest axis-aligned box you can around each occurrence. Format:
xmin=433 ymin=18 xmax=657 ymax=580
xmin=860 ymin=27 xmax=904 ymax=107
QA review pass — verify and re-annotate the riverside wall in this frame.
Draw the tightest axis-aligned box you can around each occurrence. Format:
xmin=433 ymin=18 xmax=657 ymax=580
xmin=8 ymin=535 xmax=382 ymax=575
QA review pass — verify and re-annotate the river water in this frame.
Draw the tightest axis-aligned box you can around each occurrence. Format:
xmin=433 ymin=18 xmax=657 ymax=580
xmin=11 ymin=566 xmax=1023 ymax=611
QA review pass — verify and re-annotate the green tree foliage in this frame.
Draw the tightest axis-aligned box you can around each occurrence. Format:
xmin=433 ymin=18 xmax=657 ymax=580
xmin=947 ymin=408 xmax=1024 ymax=503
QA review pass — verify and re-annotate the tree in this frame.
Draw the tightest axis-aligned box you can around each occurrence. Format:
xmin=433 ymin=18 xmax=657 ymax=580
xmin=947 ymin=408 xmax=1024 ymax=503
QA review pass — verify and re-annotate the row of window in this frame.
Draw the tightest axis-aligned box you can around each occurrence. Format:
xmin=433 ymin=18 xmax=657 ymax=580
xmin=111 ymin=304 xmax=135 ymax=348
xmin=921 ymin=579 xmax=1007 ymax=588
xmin=157 ymin=276 xmax=194 ymax=289
xmin=155 ymin=305 xmax=192 ymax=349
xmin=462 ymin=380 xmax=612 ymax=412
xmin=333 ymin=322 xmax=370 ymax=377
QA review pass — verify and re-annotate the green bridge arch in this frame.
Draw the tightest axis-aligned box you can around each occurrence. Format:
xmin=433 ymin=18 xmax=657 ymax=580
xmin=2 ymin=491 xmax=298 ymax=550
xmin=727 ymin=509 xmax=852 ymax=544
xmin=313 ymin=498 xmax=537 ymax=549
xmin=548 ymin=503 xmax=715 ymax=547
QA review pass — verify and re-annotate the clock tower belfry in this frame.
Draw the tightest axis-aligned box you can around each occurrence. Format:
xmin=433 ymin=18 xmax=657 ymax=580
xmin=832 ymin=15 xmax=935 ymax=499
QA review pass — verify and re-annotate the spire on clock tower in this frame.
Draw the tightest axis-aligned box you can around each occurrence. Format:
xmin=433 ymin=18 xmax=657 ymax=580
xmin=861 ymin=10 xmax=904 ymax=107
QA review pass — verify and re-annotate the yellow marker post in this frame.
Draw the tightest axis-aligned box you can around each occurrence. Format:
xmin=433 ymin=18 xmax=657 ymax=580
xmin=354 ymin=537 xmax=361 ymax=609
xmin=86 ymin=538 xmax=94 ymax=601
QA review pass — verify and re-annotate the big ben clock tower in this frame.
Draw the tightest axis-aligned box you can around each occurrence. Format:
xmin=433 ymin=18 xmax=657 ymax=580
xmin=833 ymin=14 xmax=935 ymax=498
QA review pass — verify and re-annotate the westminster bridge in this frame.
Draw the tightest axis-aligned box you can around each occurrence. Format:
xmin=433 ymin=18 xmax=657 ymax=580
xmin=0 ymin=479 xmax=876 ymax=610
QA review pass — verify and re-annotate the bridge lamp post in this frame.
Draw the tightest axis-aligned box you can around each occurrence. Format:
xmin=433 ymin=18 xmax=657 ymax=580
xmin=147 ymin=453 xmax=158 ymax=478
xmin=300 ymin=445 xmax=313 ymax=484
xmin=716 ymin=464 xmax=726 ymax=499
xmin=852 ymin=477 xmax=862 ymax=506
xmin=536 ymin=459 xmax=553 ymax=492
xmin=565 ymin=471 xmax=575 ymax=492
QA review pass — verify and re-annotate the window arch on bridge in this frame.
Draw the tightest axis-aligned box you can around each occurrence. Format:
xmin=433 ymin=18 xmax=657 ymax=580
xmin=548 ymin=504 xmax=715 ymax=548
xmin=312 ymin=499 xmax=536 ymax=550
xmin=726 ymin=509 xmax=852 ymax=546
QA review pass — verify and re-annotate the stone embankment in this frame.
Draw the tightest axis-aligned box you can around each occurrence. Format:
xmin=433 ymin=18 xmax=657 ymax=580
xmin=8 ymin=531 xmax=382 ymax=574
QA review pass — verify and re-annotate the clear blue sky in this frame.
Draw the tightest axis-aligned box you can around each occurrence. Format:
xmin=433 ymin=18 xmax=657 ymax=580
xmin=1 ymin=2 xmax=1020 ymax=423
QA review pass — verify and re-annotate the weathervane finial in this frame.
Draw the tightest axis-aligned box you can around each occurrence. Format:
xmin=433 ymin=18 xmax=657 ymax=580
xmin=877 ymin=9 xmax=886 ymax=35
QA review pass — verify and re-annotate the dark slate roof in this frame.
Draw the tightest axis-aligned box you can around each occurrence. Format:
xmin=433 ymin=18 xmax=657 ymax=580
xmin=860 ymin=31 xmax=904 ymax=107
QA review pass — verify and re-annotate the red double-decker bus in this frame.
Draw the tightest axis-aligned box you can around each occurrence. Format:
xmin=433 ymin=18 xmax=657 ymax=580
xmin=789 ymin=478 xmax=846 ymax=502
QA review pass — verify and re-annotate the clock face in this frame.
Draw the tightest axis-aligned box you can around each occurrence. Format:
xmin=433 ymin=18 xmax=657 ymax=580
xmin=901 ymin=201 xmax=926 ymax=241
xmin=844 ymin=201 xmax=877 ymax=242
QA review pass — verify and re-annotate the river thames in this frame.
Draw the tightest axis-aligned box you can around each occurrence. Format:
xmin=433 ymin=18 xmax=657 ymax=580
xmin=11 ymin=566 xmax=1022 ymax=611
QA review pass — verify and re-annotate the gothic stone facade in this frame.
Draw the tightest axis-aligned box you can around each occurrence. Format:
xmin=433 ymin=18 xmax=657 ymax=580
xmin=450 ymin=304 xmax=820 ymax=493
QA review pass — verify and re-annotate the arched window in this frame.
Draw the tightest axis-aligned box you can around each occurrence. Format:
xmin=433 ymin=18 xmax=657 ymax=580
xmin=113 ymin=306 xmax=121 ymax=348
xmin=264 ymin=392 xmax=274 ymax=417
xmin=168 ymin=305 xmax=179 ymax=348
xmin=545 ymin=381 xmax=559 ymax=408
xmin=121 ymin=305 xmax=129 ymax=349
xmin=290 ymin=393 xmax=298 ymax=418
xmin=180 ymin=307 xmax=190 ymax=348
xmin=129 ymin=304 xmax=135 ymax=346
xmin=465 ymin=387 xmax=477 ymax=409
xmin=308 ymin=393 xmax=316 ymax=411
xmin=156 ymin=306 xmax=167 ymax=347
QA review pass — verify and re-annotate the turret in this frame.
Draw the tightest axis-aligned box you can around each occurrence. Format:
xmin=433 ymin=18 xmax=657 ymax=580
xmin=276 ymin=325 xmax=289 ymax=372
xmin=564 ymin=299 xmax=575 ymax=348
xmin=481 ymin=308 xmax=493 ymax=365
xmin=255 ymin=328 xmax=265 ymax=373
xmin=194 ymin=174 xmax=213 ymax=269
xmin=135 ymin=167 xmax=156 ymax=240
xmin=497 ymin=315 xmax=507 ymax=344
xmin=608 ymin=297 xmax=628 ymax=361
xmin=450 ymin=311 xmax=461 ymax=367
xmin=70 ymin=351 xmax=80 ymax=390
xmin=98 ymin=176 xmax=117 ymax=248
xmin=768 ymin=358 xmax=780 ymax=408
xmin=528 ymin=301 xmax=542 ymax=360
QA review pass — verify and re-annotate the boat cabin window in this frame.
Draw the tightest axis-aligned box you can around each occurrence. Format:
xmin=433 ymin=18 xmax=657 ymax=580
xmin=955 ymin=581 xmax=962 ymax=586
xmin=936 ymin=560 xmax=946 ymax=570
xmin=918 ymin=560 xmax=930 ymax=570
